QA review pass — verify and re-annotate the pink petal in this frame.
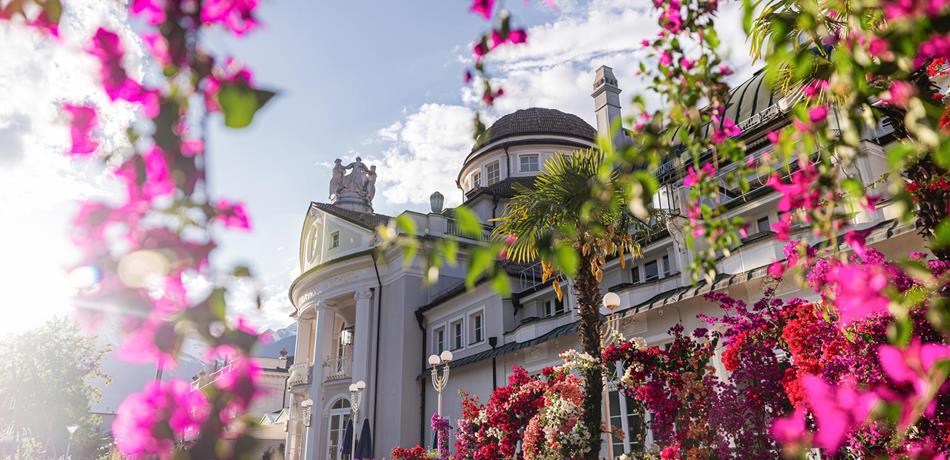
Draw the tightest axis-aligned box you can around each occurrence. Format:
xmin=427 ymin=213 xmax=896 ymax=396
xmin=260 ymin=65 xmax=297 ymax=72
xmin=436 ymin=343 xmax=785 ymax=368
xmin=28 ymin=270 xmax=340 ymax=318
xmin=63 ymin=104 xmax=99 ymax=156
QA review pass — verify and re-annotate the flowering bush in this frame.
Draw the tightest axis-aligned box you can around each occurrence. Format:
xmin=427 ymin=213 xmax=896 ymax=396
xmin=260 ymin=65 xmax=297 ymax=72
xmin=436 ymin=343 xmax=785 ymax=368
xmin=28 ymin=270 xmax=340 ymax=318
xmin=522 ymin=373 xmax=590 ymax=460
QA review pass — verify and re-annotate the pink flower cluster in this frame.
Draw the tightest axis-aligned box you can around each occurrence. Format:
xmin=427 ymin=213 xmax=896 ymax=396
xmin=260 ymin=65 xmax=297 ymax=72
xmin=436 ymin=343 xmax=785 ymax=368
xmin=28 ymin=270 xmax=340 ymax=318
xmin=112 ymin=379 xmax=210 ymax=456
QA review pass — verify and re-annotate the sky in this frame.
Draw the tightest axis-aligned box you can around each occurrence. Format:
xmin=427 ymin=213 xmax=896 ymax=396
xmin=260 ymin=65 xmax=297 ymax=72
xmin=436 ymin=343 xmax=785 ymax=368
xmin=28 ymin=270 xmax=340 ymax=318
xmin=0 ymin=0 xmax=756 ymax=337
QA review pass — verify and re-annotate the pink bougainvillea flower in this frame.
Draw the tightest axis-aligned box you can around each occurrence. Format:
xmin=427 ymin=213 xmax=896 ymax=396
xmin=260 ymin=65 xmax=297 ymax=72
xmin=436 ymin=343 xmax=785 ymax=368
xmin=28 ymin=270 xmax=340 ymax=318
xmin=771 ymin=406 xmax=807 ymax=445
xmin=808 ymin=106 xmax=828 ymax=123
xmin=844 ymin=229 xmax=871 ymax=260
xmin=861 ymin=194 xmax=881 ymax=212
xmin=117 ymin=316 xmax=179 ymax=367
xmin=879 ymin=339 xmax=950 ymax=395
xmin=142 ymin=145 xmax=175 ymax=199
xmin=826 ymin=263 xmax=890 ymax=325
xmin=801 ymin=375 xmax=878 ymax=452
xmin=142 ymin=33 xmax=171 ymax=67
xmin=659 ymin=51 xmax=673 ymax=67
xmin=208 ymin=347 xmax=264 ymax=412
xmin=469 ymin=0 xmax=495 ymax=19
xmin=767 ymin=160 xmax=820 ymax=213
xmin=463 ymin=70 xmax=473 ymax=84
xmin=87 ymin=28 xmax=160 ymax=117
xmin=181 ymin=139 xmax=204 ymax=157
xmin=683 ymin=163 xmax=716 ymax=187
xmin=28 ymin=8 xmax=60 ymax=37
xmin=914 ymin=34 xmax=950 ymax=69
xmin=711 ymin=115 xmax=742 ymax=144
xmin=112 ymin=379 xmax=209 ymax=456
xmin=63 ymin=104 xmax=99 ymax=156
xmin=803 ymin=79 xmax=829 ymax=97
xmin=641 ymin=39 xmax=651 ymax=47
xmin=881 ymin=81 xmax=916 ymax=108
xmin=767 ymin=261 xmax=785 ymax=279
xmin=131 ymin=0 xmax=166 ymax=25
xmin=771 ymin=216 xmax=792 ymax=241
xmin=877 ymin=339 xmax=950 ymax=429
xmin=201 ymin=0 xmax=260 ymax=36
xmin=718 ymin=64 xmax=733 ymax=75
xmin=508 ymin=29 xmax=527 ymax=44
xmin=867 ymin=37 xmax=891 ymax=59
xmin=214 ymin=199 xmax=251 ymax=230
xmin=767 ymin=130 xmax=780 ymax=144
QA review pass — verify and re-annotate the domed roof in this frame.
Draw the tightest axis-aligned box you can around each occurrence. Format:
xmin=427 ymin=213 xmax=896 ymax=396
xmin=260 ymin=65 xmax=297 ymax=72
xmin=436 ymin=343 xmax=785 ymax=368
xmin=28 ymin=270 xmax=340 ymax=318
xmin=670 ymin=70 xmax=778 ymax=142
xmin=472 ymin=107 xmax=597 ymax=152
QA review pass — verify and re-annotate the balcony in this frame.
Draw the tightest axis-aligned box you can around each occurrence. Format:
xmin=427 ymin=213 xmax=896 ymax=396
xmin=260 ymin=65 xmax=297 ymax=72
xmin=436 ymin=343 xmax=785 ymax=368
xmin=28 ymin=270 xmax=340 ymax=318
xmin=323 ymin=354 xmax=352 ymax=382
xmin=446 ymin=219 xmax=493 ymax=240
xmin=287 ymin=363 xmax=311 ymax=388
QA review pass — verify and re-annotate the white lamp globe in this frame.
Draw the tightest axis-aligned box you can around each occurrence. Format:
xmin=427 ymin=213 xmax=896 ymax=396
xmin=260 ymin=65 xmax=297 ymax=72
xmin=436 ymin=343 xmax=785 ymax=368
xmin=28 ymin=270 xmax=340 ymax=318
xmin=440 ymin=350 xmax=454 ymax=362
xmin=428 ymin=354 xmax=441 ymax=366
xmin=603 ymin=292 xmax=621 ymax=310
xmin=349 ymin=383 xmax=358 ymax=392
xmin=356 ymin=380 xmax=366 ymax=390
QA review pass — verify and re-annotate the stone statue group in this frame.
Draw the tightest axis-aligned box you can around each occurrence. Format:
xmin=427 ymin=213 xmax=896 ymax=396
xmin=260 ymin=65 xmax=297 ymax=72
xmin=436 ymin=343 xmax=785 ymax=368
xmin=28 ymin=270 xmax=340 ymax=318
xmin=330 ymin=157 xmax=377 ymax=203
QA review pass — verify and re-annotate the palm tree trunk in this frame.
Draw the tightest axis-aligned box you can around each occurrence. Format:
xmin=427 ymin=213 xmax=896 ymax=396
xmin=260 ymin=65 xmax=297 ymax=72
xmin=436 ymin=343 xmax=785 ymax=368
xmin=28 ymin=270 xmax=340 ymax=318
xmin=573 ymin=252 xmax=603 ymax=460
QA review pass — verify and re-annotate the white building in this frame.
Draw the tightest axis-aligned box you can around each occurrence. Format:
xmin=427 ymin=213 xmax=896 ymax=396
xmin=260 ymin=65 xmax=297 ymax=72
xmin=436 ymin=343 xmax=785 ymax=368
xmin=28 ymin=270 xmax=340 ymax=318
xmin=283 ymin=66 xmax=923 ymax=459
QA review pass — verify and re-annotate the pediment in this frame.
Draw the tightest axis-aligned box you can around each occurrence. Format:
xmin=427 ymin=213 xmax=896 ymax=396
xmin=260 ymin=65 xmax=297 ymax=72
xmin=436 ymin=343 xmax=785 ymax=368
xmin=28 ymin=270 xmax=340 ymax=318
xmin=299 ymin=203 xmax=378 ymax=272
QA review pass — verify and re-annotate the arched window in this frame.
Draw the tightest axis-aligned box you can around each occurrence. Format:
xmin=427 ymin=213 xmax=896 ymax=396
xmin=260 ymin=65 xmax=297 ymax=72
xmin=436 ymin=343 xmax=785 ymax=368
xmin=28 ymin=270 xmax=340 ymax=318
xmin=326 ymin=398 xmax=352 ymax=460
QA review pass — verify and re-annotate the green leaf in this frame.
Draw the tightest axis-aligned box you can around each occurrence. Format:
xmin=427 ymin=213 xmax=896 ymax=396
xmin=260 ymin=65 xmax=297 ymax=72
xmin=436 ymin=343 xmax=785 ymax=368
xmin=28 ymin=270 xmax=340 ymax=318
xmin=936 ymin=138 xmax=950 ymax=169
xmin=555 ymin=244 xmax=579 ymax=277
xmin=936 ymin=217 xmax=950 ymax=249
xmin=231 ymin=265 xmax=253 ymax=277
xmin=454 ymin=206 xmax=482 ymax=237
xmin=491 ymin=271 xmax=511 ymax=296
xmin=218 ymin=82 xmax=276 ymax=128
xmin=396 ymin=214 xmax=417 ymax=235
xmin=466 ymin=247 xmax=493 ymax=289
xmin=43 ymin=0 xmax=63 ymax=23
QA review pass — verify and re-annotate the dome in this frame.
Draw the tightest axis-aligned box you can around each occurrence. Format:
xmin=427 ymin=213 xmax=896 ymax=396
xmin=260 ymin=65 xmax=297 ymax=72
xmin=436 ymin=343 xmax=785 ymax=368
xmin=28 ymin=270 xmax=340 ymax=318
xmin=669 ymin=70 xmax=778 ymax=142
xmin=471 ymin=107 xmax=597 ymax=152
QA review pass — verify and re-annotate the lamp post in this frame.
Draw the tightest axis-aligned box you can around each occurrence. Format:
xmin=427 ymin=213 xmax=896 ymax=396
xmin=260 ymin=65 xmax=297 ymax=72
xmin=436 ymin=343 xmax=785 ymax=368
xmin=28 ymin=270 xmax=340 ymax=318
xmin=65 ymin=425 xmax=78 ymax=460
xmin=601 ymin=292 xmax=622 ymax=460
xmin=348 ymin=380 xmax=366 ymax=460
xmin=427 ymin=350 xmax=453 ymax=416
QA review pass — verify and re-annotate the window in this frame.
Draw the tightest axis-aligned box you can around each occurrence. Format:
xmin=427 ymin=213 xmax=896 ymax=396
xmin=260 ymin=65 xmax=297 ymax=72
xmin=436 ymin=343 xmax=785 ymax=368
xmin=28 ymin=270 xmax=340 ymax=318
xmin=433 ymin=326 xmax=445 ymax=354
xmin=520 ymin=154 xmax=539 ymax=172
xmin=607 ymin=390 xmax=646 ymax=455
xmin=469 ymin=311 xmax=484 ymax=345
xmin=543 ymin=297 xmax=566 ymax=317
xmin=644 ymin=260 xmax=659 ymax=281
xmin=330 ymin=231 xmax=340 ymax=249
xmin=471 ymin=171 xmax=481 ymax=189
xmin=756 ymin=216 xmax=771 ymax=234
xmin=451 ymin=319 xmax=464 ymax=350
xmin=662 ymin=254 xmax=671 ymax=276
xmin=486 ymin=161 xmax=500 ymax=185
xmin=631 ymin=266 xmax=640 ymax=284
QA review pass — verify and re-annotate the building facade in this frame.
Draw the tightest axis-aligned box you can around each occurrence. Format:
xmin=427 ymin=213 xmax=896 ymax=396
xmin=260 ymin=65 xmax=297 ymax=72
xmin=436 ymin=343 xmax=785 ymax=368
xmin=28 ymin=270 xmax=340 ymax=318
xmin=284 ymin=66 xmax=923 ymax=459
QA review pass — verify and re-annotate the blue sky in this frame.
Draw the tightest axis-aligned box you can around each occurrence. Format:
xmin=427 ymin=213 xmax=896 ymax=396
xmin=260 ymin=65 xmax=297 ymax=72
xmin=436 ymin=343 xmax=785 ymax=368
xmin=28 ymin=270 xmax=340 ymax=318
xmin=0 ymin=0 xmax=755 ymax=334
xmin=203 ymin=0 xmax=756 ymax=330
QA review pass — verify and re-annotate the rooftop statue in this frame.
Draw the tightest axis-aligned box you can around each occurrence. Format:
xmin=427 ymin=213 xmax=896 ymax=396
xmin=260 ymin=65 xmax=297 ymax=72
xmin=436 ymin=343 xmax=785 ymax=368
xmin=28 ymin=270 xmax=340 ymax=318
xmin=330 ymin=156 xmax=377 ymax=211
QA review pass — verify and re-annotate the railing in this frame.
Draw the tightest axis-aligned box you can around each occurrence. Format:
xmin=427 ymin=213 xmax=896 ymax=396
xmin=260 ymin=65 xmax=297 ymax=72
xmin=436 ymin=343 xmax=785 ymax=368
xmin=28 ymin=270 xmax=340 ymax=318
xmin=191 ymin=359 xmax=236 ymax=391
xmin=446 ymin=219 xmax=494 ymax=240
xmin=518 ymin=261 xmax=544 ymax=290
xmin=287 ymin=363 xmax=311 ymax=388
xmin=323 ymin=354 xmax=352 ymax=382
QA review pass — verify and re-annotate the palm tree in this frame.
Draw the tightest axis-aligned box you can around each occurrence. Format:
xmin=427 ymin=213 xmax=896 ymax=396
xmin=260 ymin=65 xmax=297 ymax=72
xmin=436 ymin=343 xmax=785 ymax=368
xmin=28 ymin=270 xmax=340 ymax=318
xmin=493 ymin=148 xmax=654 ymax=458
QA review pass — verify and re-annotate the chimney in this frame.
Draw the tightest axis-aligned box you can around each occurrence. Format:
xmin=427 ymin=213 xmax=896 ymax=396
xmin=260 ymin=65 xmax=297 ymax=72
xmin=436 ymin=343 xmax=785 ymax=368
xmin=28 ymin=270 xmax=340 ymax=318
xmin=591 ymin=65 xmax=625 ymax=148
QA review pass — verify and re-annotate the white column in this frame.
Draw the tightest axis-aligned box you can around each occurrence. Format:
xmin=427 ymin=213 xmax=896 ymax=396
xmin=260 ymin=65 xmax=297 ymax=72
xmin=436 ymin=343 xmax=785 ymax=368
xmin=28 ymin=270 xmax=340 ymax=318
xmin=351 ymin=288 xmax=373 ymax=387
xmin=303 ymin=300 xmax=335 ymax=460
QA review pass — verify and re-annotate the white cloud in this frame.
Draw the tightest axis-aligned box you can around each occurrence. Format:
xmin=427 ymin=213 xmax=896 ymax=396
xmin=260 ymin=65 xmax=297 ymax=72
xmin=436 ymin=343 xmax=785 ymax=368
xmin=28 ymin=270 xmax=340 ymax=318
xmin=356 ymin=0 xmax=757 ymax=209
xmin=368 ymin=103 xmax=474 ymax=206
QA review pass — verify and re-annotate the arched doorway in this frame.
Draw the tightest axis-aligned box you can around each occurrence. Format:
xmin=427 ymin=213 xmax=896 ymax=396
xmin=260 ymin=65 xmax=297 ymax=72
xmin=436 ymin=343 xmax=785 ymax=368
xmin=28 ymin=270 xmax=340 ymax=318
xmin=325 ymin=398 xmax=352 ymax=460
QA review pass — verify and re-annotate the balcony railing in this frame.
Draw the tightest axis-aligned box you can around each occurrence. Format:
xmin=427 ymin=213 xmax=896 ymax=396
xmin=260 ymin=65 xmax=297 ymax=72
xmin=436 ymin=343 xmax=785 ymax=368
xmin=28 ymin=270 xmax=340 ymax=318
xmin=323 ymin=354 xmax=351 ymax=382
xmin=287 ymin=363 xmax=311 ymax=388
xmin=191 ymin=359 xmax=236 ymax=391
xmin=446 ymin=219 xmax=493 ymax=240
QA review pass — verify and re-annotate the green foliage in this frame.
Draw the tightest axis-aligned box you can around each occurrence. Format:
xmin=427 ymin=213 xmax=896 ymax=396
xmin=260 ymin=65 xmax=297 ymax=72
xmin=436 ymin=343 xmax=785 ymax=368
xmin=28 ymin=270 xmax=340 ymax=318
xmin=0 ymin=318 xmax=111 ymax=458
xmin=218 ymin=82 xmax=276 ymax=128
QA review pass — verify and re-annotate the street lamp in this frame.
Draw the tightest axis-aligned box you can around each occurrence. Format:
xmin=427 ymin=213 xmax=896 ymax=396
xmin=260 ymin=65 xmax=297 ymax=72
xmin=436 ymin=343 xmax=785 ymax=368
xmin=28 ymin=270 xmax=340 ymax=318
xmin=65 ymin=425 xmax=78 ymax=460
xmin=301 ymin=399 xmax=313 ymax=427
xmin=348 ymin=380 xmax=366 ymax=460
xmin=427 ymin=350 xmax=453 ymax=416
xmin=601 ymin=292 xmax=623 ymax=460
